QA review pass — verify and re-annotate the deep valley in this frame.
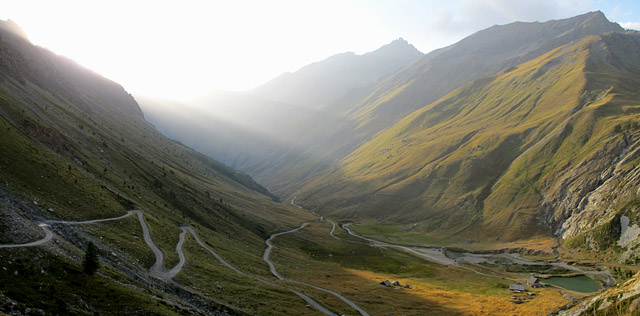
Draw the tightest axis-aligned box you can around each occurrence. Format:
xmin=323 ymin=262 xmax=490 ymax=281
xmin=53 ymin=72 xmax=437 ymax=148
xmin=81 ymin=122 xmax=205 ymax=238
xmin=2 ymin=9 xmax=640 ymax=316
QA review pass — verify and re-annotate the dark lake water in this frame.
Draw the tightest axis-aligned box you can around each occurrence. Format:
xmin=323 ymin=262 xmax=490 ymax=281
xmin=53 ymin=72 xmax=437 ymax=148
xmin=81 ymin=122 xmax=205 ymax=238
xmin=542 ymin=275 xmax=600 ymax=293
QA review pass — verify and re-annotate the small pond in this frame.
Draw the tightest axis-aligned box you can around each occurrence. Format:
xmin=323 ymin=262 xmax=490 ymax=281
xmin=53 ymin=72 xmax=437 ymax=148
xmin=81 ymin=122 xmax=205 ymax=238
xmin=541 ymin=275 xmax=600 ymax=293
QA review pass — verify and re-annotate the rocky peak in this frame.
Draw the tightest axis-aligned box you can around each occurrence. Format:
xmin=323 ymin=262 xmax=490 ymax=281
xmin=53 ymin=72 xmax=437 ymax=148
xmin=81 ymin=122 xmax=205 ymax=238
xmin=0 ymin=19 xmax=29 ymax=40
xmin=365 ymin=37 xmax=422 ymax=60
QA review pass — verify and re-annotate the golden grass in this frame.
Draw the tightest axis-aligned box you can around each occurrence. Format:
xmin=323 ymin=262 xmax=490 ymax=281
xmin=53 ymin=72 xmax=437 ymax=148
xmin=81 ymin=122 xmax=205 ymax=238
xmin=264 ymin=221 xmax=570 ymax=315
xmin=349 ymin=269 xmax=568 ymax=316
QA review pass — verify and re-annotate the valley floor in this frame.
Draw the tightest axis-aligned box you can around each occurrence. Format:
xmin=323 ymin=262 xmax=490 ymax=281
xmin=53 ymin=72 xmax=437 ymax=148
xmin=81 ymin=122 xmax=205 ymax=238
xmin=1 ymin=191 xmax=623 ymax=315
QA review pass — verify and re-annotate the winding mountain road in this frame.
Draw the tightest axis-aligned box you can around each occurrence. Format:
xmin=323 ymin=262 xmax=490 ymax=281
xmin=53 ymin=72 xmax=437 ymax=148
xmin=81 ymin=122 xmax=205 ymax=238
xmin=165 ymin=228 xmax=188 ymax=279
xmin=1 ymin=208 xmax=346 ymax=314
xmin=0 ymin=211 xmax=138 ymax=249
xmin=328 ymin=220 xmax=339 ymax=240
xmin=47 ymin=210 xmax=185 ymax=281
xmin=264 ymin=221 xmax=370 ymax=316
xmin=0 ymin=223 xmax=53 ymax=248
xmin=46 ymin=211 xmax=136 ymax=225
xmin=184 ymin=226 xmax=338 ymax=316
xmin=264 ymin=222 xmax=310 ymax=280
xmin=291 ymin=191 xmax=517 ymax=281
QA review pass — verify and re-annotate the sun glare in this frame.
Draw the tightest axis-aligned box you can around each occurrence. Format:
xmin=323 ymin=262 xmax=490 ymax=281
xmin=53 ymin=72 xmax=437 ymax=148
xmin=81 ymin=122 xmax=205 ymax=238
xmin=2 ymin=0 xmax=638 ymax=100
xmin=0 ymin=0 xmax=398 ymax=100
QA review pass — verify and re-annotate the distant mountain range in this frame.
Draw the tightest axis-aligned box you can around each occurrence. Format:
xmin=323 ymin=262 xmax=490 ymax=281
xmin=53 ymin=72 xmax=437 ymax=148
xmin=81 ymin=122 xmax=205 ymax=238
xmin=143 ymin=11 xmax=640 ymax=252
xmin=251 ymin=37 xmax=423 ymax=108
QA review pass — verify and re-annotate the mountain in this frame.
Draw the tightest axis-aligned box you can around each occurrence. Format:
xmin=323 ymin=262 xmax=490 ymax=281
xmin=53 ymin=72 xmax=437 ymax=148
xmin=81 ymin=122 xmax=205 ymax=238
xmin=340 ymin=11 xmax=624 ymax=141
xmin=299 ymin=29 xmax=640 ymax=248
xmin=141 ymin=38 xmax=424 ymax=190
xmin=145 ymin=11 xmax=626 ymax=199
xmin=251 ymin=38 xmax=423 ymax=109
xmin=141 ymin=11 xmax=640 ymax=254
xmin=0 ymin=19 xmax=316 ymax=315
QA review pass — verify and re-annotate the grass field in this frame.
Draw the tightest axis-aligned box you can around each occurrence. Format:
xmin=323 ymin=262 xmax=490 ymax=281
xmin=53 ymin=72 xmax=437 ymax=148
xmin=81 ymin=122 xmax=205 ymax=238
xmin=264 ymin=220 xmax=569 ymax=315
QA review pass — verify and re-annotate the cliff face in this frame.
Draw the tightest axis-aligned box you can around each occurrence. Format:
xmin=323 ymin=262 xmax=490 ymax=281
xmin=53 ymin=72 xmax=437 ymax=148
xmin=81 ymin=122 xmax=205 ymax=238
xmin=532 ymin=33 xmax=640 ymax=260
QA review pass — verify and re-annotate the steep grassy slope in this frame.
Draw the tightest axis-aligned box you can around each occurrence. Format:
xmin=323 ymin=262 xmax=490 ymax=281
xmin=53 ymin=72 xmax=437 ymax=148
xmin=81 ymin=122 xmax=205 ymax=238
xmin=144 ymin=11 xmax=624 ymax=196
xmin=346 ymin=11 xmax=623 ymax=133
xmin=298 ymin=32 xmax=640 ymax=247
xmin=0 ymin=20 xmax=318 ymax=315
xmin=267 ymin=11 xmax=623 ymax=195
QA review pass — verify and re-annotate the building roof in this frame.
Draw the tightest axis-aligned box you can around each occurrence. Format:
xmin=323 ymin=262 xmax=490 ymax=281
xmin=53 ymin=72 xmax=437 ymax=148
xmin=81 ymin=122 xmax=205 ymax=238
xmin=527 ymin=277 xmax=539 ymax=284
xmin=509 ymin=284 xmax=526 ymax=291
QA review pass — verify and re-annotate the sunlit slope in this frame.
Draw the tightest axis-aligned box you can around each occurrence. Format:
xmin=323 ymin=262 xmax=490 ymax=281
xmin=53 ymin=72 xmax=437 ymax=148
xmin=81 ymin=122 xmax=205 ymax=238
xmin=300 ymin=32 xmax=640 ymax=243
xmin=334 ymin=11 xmax=623 ymax=156
xmin=252 ymin=11 xmax=623 ymax=193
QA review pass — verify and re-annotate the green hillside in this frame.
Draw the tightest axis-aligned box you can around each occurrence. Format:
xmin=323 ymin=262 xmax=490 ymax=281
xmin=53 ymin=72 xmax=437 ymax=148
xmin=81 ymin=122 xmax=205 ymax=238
xmin=0 ymin=20 xmax=318 ymax=315
xmin=298 ymin=32 xmax=640 ymax=247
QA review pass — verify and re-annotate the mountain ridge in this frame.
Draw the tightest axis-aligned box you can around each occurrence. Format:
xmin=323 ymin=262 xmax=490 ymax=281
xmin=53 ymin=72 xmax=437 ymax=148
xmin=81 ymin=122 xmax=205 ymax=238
xmin=298 ymin=31 xmax=640 ymax=249
xmin=252 ymin=10 xmax=625 ymax=193
xmin=250 ymin=37 xmax=423 ymax=108
xmin=141 ymin=11 xmax=628 ymax=201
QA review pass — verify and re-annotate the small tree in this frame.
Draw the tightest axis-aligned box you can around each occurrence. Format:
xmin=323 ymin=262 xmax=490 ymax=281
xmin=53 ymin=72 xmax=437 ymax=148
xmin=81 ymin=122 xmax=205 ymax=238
xmin=83 ymin=242 xmax=99 ymax=275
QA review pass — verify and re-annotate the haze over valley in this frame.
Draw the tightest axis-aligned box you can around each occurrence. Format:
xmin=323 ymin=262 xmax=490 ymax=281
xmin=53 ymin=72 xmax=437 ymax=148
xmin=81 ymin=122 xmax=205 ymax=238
xmin=2 ymin=1 xmax=640 ymax=315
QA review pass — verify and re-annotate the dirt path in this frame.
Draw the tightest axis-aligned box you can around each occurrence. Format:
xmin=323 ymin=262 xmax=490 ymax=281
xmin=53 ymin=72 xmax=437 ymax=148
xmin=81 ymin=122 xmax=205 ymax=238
xmin=184 ymin=226 xmax=337 ymax=316
xmin=264 ymin=221 xmax=370 ymax=316
xmin=46 ymin=210 xmax=186 ymax=281
xmin=165 ymin=228 xmax=188 ymax=279
xmin=46 ymin=211 xmax=136 ymax=225
xmin=0 ymin=223 xmax=53 ymax=248
xmin=264 ymin=222 xmax=310 ymax=279
xmin=2 ymin=208 xmax=340 ymax=314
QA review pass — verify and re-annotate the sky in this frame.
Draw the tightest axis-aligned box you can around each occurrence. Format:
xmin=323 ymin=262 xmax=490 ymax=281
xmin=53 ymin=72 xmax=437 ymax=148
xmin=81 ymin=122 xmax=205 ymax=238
xmin=1 ymin=0 xmax=639 ymax=100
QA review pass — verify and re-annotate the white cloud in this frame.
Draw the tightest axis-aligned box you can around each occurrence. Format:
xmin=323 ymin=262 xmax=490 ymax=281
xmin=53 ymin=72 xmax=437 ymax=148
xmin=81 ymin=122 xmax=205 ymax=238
xmin=620 ymin=22 xmax=640 ymax=30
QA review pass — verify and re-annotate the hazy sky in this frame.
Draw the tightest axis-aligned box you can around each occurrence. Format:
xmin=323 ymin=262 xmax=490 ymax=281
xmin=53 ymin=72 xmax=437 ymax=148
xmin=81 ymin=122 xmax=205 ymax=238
xmin=2 ymin=0 xmax=639 ymax=100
